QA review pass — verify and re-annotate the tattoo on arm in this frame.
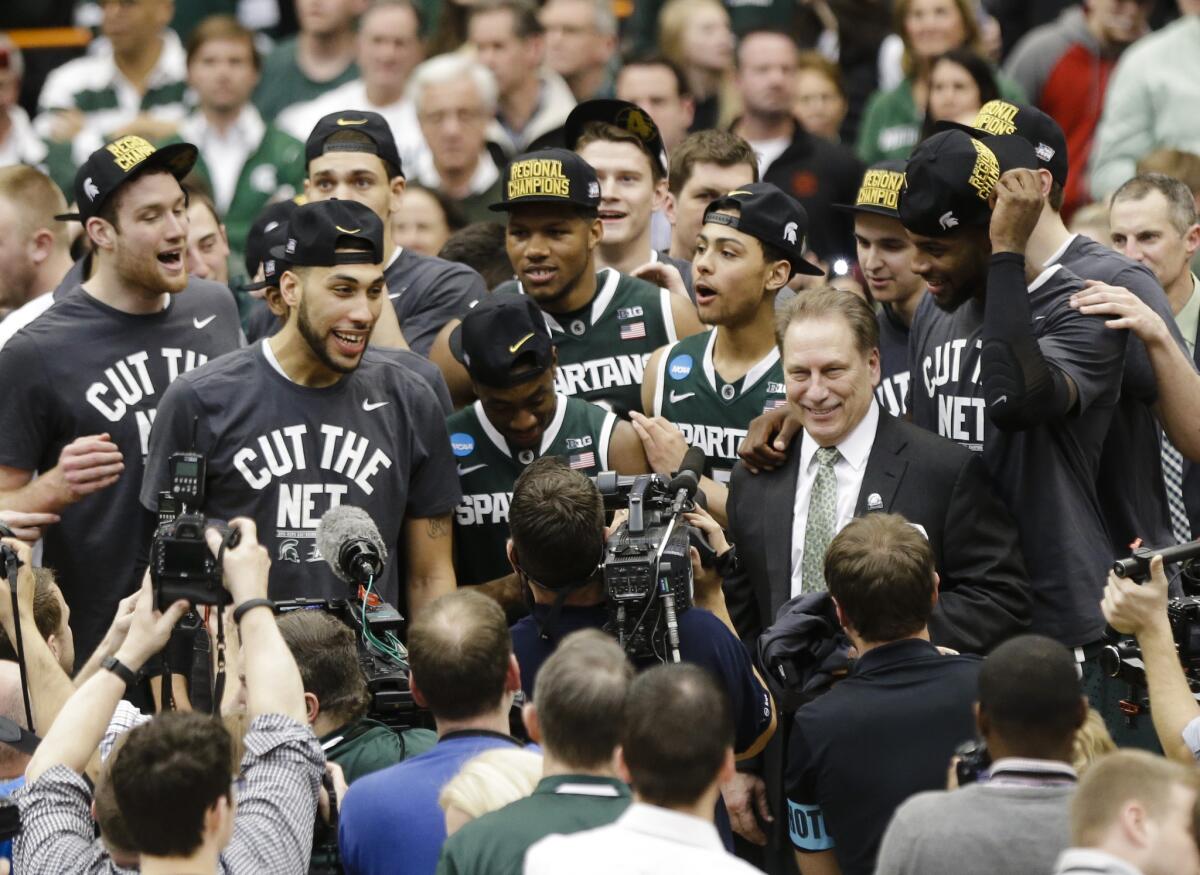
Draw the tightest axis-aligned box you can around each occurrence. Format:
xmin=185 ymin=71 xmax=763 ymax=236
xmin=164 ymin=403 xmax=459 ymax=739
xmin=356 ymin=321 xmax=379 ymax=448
xmin=425 ymin=516 xmax=449 ymax=539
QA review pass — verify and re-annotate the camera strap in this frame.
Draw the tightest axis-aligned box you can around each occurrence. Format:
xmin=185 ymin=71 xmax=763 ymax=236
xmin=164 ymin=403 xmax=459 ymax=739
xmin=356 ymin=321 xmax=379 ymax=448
xmin=1 ymin=547 xmax=34 ymax=733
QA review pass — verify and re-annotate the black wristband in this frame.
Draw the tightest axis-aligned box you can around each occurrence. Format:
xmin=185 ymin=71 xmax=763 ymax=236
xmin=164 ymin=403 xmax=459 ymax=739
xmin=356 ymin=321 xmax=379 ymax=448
xmin=233 ymin=598 xmax=275 ymax=625
xmin=102 ymin=656 xmax=139 ymax=687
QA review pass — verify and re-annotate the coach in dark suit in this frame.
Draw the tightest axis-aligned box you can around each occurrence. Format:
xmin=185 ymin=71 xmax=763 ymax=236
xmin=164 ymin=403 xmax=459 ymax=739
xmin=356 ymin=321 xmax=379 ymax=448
xmin=726 ymin=288 xmax=1031 ymax=655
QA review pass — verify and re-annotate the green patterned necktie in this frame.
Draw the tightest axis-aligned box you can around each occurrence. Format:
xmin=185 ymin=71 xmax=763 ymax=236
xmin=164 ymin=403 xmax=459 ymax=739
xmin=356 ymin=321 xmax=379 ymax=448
xmin=801 ymin=446 xmax=841 ymax=593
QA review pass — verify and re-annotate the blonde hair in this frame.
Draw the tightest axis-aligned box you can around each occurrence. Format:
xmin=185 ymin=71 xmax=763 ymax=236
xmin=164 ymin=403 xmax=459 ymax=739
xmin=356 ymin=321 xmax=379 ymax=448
xmin=658 ymin=0 xmax=741 ymax=129
xmin=1070 ymin=750 xmax=1200 ymax=846
xmin=438 ymin=747 xmax=543 ymax=822
xmin=1070 ymin=708 xmax=1116 ymax=776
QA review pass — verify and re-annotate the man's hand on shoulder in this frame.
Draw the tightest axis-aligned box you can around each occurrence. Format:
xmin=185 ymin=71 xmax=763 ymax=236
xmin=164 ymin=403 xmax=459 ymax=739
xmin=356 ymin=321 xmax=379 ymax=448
xmin=739 ymin=405 xmax=801 ymax=473
xmin=1070 ymin=281 xmax=1170 ymax=346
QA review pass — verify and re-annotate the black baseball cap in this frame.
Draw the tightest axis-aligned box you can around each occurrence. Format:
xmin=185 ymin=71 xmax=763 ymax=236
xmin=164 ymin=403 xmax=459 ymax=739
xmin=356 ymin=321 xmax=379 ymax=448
xmin=56 ymin=135 xmax=197 ymax=222
xmin=563 ymin=98 xmax=669 ymax=177
xmin=490 ymin=148 xmax=602 ymax=213
xmin=898 ymin=130 xmax=1039 ymax=238
xmin=940 ymin=99 xmax=1069 ymax=188
xmin=449 ymin=294 xmax=555 ymax=388
xmin=269 ymin=200 xmax=384 ymax=267
xmin=306 ymin=111 xmax=404 ymax=178
xmin=243 ymin=199 xmax=298 ymax=284
xmin=832 ymin=160 xmax=907 ymax=219
xmin=703 ymin=182 xmax=825 ymax=277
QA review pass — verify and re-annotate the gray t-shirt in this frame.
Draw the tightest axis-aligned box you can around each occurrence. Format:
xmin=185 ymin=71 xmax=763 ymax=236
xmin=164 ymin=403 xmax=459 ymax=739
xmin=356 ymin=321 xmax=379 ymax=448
xmin=385 ymin=248 xmax=485 ymax=356
xmin=140 ymin=343 xmax=461 ymax=605
xmin=0 ymin=280 xmax=241 ymax=663
xmin=876 ymin=304 xmax=910 ymax=417
xmin=908 ymin=264 xmax=1126 ymax=646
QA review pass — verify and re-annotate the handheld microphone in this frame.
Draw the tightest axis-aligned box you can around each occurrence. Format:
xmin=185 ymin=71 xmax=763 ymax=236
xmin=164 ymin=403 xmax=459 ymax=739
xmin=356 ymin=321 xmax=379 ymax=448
xmin=316 ymin=506 xmax=388 ymax=588
xmin=668 ymin=447 xmax=706 ymax=508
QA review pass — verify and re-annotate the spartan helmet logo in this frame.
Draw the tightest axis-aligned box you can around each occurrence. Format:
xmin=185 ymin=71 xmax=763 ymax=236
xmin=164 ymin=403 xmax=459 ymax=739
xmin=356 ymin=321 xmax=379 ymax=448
xmin=83 ymin=177 xmax=100 ymax=201
xmin=783 ymin=221 xmax=799 ymax=245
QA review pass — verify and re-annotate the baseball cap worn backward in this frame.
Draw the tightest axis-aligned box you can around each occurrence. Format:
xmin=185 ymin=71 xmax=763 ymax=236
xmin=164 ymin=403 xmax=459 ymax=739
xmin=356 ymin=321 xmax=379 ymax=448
xmin=306 ymin=110 xmax=404 ymax=178
xmin=832 ymin=159 xmax=907 ymax=219
xmin=448 ymin=294 xmax=555 ymax=388
xmin=563 ymin=98 xmax=670 ymax=176
xmin=490 ymin=148 xmax=603 ymax=212
xmin=244 ymin=199 xmax=299 ymax=278
xmin=269 ymin=199 xmax=384 ymax=267
xmin=702 ymin=182 xmax=825 ymax=277
xmin=57 ymin=135 xmax=198 ymax=223
xmin=898 ymin=130 xmax=1038 ymax=238
xmin=941 ymin=99 xmax=1070 ymax=188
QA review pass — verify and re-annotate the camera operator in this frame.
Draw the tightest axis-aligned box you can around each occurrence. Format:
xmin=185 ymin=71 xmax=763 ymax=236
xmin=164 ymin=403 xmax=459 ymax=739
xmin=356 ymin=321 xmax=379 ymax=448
xmin=12 ymin=518 xmax=325 ymax=874
xmin=1101 ymin=553 xmax=1200 ymax=764
xmin=276 ymin=609 xmax=436 ymax=782
xmin=875 ymin=634 xmax=1087 ymax=875
xmin=505 ymin=455 xmax=775 ymax=762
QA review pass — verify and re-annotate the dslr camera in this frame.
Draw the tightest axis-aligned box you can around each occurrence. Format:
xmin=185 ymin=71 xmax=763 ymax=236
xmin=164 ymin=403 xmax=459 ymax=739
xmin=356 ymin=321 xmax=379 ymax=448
xmin=150 ymin=451 xmax=233 ymax=610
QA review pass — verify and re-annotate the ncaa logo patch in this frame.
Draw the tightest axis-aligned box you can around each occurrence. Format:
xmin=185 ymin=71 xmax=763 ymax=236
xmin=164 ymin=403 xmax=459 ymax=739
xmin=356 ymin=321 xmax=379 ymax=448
xmin=450 ymin=433 xmax=476 ymax=457
xmin=668 ymin=354 xmax=693 ymax=380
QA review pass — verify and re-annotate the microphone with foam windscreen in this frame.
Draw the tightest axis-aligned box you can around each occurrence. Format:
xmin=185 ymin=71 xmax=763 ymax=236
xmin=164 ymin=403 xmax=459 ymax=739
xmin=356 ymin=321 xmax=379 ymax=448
xmin=316 ymin=506 xmax=388 ymax=588
xmin=668 ymin=446 xmax=706 ymax=511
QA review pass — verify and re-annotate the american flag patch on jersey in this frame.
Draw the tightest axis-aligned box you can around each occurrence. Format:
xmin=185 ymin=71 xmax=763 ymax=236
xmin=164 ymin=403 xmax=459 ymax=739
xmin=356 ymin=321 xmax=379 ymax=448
xmin=569 ymin=451 xmax=596 ymax=469
xmin=619 ymin=321 xmax=646 ymax=340
xmin=763 ymin=398 xmax=787 ymax=413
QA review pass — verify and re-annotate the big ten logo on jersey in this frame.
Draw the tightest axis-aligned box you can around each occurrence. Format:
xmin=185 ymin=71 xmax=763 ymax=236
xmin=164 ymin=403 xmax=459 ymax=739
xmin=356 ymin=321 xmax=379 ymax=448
xmin=86 ymin=349 xmax=210 ymax=454
xmin=564 ymin=435 xmax=593 ymax=450
xmin=555 ymin=352 xmax=653 ymax=397
xmin=456 ymin=491 xmax=512 ymax=527
xmin=875 ymin=370 xmax=910 ymax=417
xmin=677 ymin=423 xmax=746 ymax=483
xmin=921 ymin=337 xmax=984 ymax=448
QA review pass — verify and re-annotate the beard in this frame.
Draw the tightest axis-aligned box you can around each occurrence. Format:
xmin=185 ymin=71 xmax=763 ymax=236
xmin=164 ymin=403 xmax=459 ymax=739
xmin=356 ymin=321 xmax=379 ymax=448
xmin=297 ymin=294 xmax=361 ymax=375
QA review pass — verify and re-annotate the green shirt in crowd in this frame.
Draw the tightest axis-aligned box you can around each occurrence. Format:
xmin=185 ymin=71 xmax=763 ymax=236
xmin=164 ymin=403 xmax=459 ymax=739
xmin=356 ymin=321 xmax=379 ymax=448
xmin=253 ymin=37 xmax=360 ymax=121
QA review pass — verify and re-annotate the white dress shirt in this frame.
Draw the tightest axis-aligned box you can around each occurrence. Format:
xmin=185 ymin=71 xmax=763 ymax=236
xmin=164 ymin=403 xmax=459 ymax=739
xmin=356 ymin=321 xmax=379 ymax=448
xmin=789 ymin=400 xmax=880 ymax=598
xmin=524 ymin=802 xmax=762 ymax=875
xmin=178 ymin=105 xmax=266 ymax=214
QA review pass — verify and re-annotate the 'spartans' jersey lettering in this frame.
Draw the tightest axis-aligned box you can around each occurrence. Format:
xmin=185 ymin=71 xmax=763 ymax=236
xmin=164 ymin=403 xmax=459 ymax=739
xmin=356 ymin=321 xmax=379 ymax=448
xmin=450 ymin=396 xmax=616 ymax=586
xmin=654 ymin=329 xmax=785 ymax=483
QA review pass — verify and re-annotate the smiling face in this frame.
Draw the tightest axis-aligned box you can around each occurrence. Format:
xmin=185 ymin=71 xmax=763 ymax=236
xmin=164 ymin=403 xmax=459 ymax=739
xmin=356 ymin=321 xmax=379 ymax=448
xmin=1110 ymin=189 xmax=1199 ymax=295
xmin=907 ymin=224 xmax=990 ymax=311
xmin=506 ymin=204 xmax=601 ymax=309
xmin=693 ymin=210 xmax=788 ymax=327
xmin=94 ymin=170 xmax=190 ymax=296
xmin=186 ymin=200 xmax=230 ymax=284
xmin=476 ymin=364 xmax=558 ymax=448
xmin=285 ymin=260 xmax=386 ymax=374
xmin=855 ymin=212 xmax=923 ymax=306
xmin=576 ymin=139 xmax=664 ymax=250
xmin=305 ymin=150 xmax=402 ymax=223
xmin=783 ymin=315 xmax=879 ymax=447
xmin=904 ymin=0 xmax=968 ymax=61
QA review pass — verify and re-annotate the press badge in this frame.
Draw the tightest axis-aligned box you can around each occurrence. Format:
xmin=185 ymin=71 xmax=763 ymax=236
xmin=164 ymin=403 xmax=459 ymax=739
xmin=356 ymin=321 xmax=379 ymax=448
xmin=788 ymin=800 xmax=835 ymax=851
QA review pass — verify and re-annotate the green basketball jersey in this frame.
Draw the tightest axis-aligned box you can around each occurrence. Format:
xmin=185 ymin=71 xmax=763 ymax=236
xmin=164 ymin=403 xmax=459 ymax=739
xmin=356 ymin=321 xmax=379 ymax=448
xmin=653 ymin=329 xmax=787 ymax=484
xmin=495 ymin=268 xmax=676 ymax=417
xmin=449 ymin=395 xmax=618 ymax=586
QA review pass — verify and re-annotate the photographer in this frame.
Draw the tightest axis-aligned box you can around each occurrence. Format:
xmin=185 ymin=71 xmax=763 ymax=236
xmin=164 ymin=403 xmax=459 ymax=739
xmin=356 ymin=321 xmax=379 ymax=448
xmin=1101 ymin=554 xmax=1200 ymax=764
xmin=12 ymin=519 xmax=324 ymax=874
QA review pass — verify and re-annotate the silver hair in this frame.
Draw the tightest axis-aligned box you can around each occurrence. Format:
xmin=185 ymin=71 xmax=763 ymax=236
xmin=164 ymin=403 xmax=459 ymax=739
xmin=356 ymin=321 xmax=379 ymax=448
xmin=406 ymin=53 xmax=499 ymax=114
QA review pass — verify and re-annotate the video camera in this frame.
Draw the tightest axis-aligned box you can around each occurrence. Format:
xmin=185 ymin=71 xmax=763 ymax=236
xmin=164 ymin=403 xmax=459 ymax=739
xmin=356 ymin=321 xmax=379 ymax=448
xmin=594 ymin=447 xmax=708 ymax=663
xmin=1101 ymin=541 xmax=1200 ymax=714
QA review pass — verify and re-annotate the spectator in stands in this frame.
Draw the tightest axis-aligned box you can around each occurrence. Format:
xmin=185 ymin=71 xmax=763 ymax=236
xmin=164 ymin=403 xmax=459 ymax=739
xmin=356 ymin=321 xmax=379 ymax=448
xmin=615 ymin=55 xmax=695 ymax=152
xmin=732 ymin=29 xmax=863 ymax=262
xmin=1051 ymin=750 xmax=1200 ymax=875
xmin=438 ymin=222 xmax=514 ymax=290
xmin=539 ymin=0 xmax=618 ymax=102
xmin=1139 ymin=148 xmax=1200 ymax=211
xmin=254 ymin=0 xmax=364 ymax=120
xmin=392 ymin=185 xmax=467 ymax=257
xmin=167 ymin=16 xmax=304 ymax=269
xmin=875 ymin=635 xmax=1087 ymax=875
xmin=466 ymin=0 xmax=576 ymax=155
xmin=1089 ymin=0 xmax=1200 ymax=202
xmin=0 ymin=165 xmax=73 ymax=318
xmin=785 ymin=513 xmax=982 ymax=875
xmin=664 ymin=130 xmax=757 ymax=263
xmin=525 ymin=664 xmax=762 ymax=875
xmin=1004 ymin=0 xmax=1153 ymax=219
xmin=409 ymin=55 xmax=507 ymax=224
xmin=792 ymin=51 xmax=849 ymax=143
xmin=184 ymin=187 xmax=231 ymax=287
xmin=918 ymin=48 xmax=999 ymax=139
xmin=278 ymin=0 xmax=428 ymax=174
xmin=35 ymin=0 xmax=188 ymax=168
xmin=0 ymin=38 xmax=53 ymax=180
xmin=856 ymin=0 xmax=1024 ymax=164
xmin=658 ymin=0 xmax=738 ymax=133
xmin=437 ymin=629 xmax=633 ymax=875
xmin=438 ymin=748 xmax=543 ymax=835
xmin=338 ymin=590 xmax=525 ymax=875
xmin=276 ymin=609 xmax=437 ymax=784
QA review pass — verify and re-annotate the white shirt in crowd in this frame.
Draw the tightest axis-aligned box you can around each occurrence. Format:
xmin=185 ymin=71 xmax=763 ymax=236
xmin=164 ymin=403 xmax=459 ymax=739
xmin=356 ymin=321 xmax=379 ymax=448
xmin=177 ymin=105 xmax=266 ymax=214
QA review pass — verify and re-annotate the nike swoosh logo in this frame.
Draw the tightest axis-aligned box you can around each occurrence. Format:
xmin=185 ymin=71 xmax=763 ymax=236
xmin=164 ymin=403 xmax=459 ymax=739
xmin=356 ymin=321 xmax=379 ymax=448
xmin=669 ymin=391 xmax=695 ymax=403
xmin=508 ymin=333 xmax=535 ymax=354
xmin=362 ymin=400 xmax=390 ymax=411
xmin=193 ymin=315 xmax=216 ymax=329
xmin=336 ymin=118 xmax=368 ymax=126
xmin=335 ymin=225 xmax=361 ymax=234
xmin=388 ymin=292 xmax=401 ymax=300
xmin=457 ymin=463 xmax=487 ymax=475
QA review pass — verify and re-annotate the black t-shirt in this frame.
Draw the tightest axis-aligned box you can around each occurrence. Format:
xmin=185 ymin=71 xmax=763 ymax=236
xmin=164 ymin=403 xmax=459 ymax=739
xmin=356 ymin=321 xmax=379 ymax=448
xmin=385 ymin=249 xmax=486 ymax=357
xmin=875 ymin=304 xmax=910 ymax=417
xmin=1054 ymin=234 xmax=1191 ymax=553
xmin=140 ymin=342 xmax=462 ymax=605
xmin=908 ymin=264 xmax=1126 ymax=646
xmin=0 ymin=281 xmax=241 ymax=663
xmin=785 ymin=639 xmax=980 ymax=875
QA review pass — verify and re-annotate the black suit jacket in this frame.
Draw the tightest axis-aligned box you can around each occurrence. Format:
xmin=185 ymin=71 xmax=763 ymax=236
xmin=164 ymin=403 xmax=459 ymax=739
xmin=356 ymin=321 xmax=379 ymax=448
xmin=726 ymin=411 xmax=1032 ymax=654
xmin=1184 ymin=315 xmax=1200 ymax=537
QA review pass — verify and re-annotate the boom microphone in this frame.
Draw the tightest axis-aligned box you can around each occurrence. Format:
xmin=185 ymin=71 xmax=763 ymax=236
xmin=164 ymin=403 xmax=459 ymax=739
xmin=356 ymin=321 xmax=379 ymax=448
xmin=316 ymin=506 xmax=388 ymax=587
xmin=668 ymin=447 xmax=706 ymax=508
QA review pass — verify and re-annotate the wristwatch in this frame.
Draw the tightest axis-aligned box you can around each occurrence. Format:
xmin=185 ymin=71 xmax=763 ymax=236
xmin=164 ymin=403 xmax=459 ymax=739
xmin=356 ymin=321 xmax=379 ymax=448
xmin=102 ymin=656 xmax=138 ymax=687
